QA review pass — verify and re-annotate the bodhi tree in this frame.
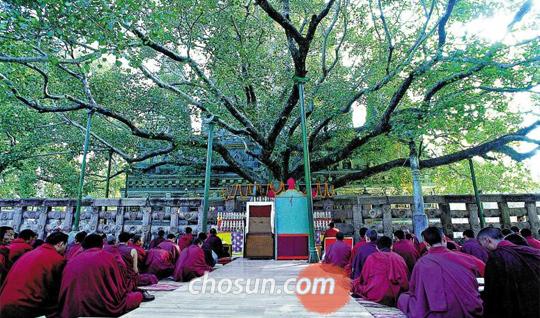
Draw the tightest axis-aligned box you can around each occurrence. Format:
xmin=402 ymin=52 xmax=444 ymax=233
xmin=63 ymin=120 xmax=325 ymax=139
xmin=0 ymin=0 xmax=538 ymax=193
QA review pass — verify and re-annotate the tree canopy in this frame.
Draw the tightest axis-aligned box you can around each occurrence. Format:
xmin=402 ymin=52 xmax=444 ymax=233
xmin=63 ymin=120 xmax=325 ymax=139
xmin=0 ymin=0 xmax=538 ymax=197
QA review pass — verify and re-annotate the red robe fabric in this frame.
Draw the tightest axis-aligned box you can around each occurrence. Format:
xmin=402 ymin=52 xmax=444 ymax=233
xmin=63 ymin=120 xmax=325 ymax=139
xmin=0 ymin=246 xmax=10 ymax=285
xmin=352 ymin=250 xmax=409 ymax=306
xmin=8 ymin=238 xmax=33 ymax=263
xmin=56 ymin=247 xmax=143 ymax=317
xmin=145 ymin=248 xmax=175 ymax=279
xmin=346 ymin=239 xmax=367 ymax=274
xmin=397 ymin=246 xmax=483 ymax=318
xmin=323 ymin=240 xmax=351 ymax=268
xmin=0 ymin=244 xmax=65 ymax=318
xmin=392 ymin=239 xmax=419 ymax=274
xmin=452 ymin=250 xmax=485 ymax=277
xmin=149 ymin=237 xmax=166 ymax=249
xmin=118 ymin=244 xmax=157 ymax=288
xmin=323 ymin=228 xmax=339 ymax=238
xmin=158 ymin=240 xmax=180 ymax=263
xmin=64 ymin=243 xmax=82 ymax=260
xmin=173 ymin=245 xmax=213 ymax=282
xmin=525 ymin=236 xmax=540 ymax=249
xmin=178 ymin=233 xmax=194 ymax=251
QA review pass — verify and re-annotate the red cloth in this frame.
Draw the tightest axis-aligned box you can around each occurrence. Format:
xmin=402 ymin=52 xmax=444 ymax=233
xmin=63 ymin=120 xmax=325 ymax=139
xmin=145 ymin=248 xmax=175 ymax=279
xmin=178 ymin=233 xmax=193 ymax=251
xmin=0 ymin=244 xmax=65 ymax=318
xmin=397 ymin=246 xmax=483 ymax=318
xmin=8 ymin=238 xmax=33 ymax=263
xmin=158 ymin=240 xmax=180 ymax=263
xmin=0 ymin=247 xmax=8 ymax=286
xmin=416 ymin=241 xmax=428 ymax=256
xmin=525 ymin=236 xmax=540 ymax=249
xmin=149 ymin=237 xmax=166 ymax=249
xmin=323 ymin=228 xmax=339 ymax=238
xmin=346 ymin=239 xmax=367 ymax=274
xmin=64 ymin=243 xmax=82 ymax=260
xmin=57 ymin=247 xmax=143 ymax=317
xmin=173 ymin=245 xmax=213 ymax=282
xmin=392 ymin=239 xmax=419 ymax=274
xmin=323 ymin=240 xmax=351 ymax=268
xmin=352 ymin=250 xmax=409 ymax=306
xmin=452 ymin=250 xmax=486 ymax=277
xmin=118 ymin=244 xmax=140 ymax=290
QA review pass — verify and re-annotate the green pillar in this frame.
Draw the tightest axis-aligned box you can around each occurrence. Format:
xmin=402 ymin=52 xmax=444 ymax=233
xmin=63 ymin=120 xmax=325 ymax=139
xmin=296 ymin=76 xmax=319 ymax=263
xmin=124 ymin=171 xmax=129 ymax=198
xmin=409 ymin=141 xmax=428 ymax=242
xmin=105 ymin=150 xmax=113 ymax=198
xmin=73 ymin=110 xmax=94 ymax=231
xmin=468 ymin=158 xmax=486 ymax=228
xmin=200 ymin=117 xmax=215 ymax=233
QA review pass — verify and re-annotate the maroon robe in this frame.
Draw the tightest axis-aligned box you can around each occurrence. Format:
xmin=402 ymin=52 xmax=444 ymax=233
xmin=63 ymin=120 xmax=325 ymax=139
xmin=0 ymin=244 xmax=65 ymax=317
xmin=0 ymin=247 xmax=8 ymax=286
xmin=158 ymin=240 xmax=180 ymax=263
xmin=149 ymin=237 xmax=166 ymax=249
xmin=145 ymin=248 xmax=175 ymax=279
xmin=118 ymin=244 xmax=157 ymax=288
xmin=352 ymin=249 xmax=409 ymax=306
xmin=392 ymin=239 xmax=419 ymax=274
xmin=204 ymin=234 xmax=227 ymax=258
xmin=178 ymin=233 xmax=194 ymax=251
xmin=323 ymin=240 xmax=351 ymax=268
xmin=525 ymin=236 xmax=540 ymax=249
xmin=57 ymin=247 xmax=143 ymax=317
xmin=461 ymin=238 xmax=489 ymax=263
xmin=64 ymin=243 xmax=82 ymax=260
xmin=173 ymin=245 xmax=213 ymax=282
xmin=351 ymin=242 xmax=378 ymax=279
xmin=8 ymin=238 xmax=33 ymax=264
xmin=346 ymin=239 xmax=367 ymax=274
xmin=397 ymin=246 xmax=483 ymax=318
xmin=483 ymin=240 xmax=540 ymax=318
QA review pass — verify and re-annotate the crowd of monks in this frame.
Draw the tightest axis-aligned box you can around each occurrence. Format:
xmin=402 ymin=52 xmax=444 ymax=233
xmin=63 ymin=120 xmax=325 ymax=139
xmin=0 ymin=225 xmax=229 ymax=317
xmin=323 ymin=225 xmax=540 ymax=318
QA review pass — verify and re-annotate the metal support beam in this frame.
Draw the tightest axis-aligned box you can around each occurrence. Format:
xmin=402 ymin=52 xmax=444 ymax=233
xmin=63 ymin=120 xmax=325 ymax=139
xmin=409 ymin=141 xmax=428 ymax=242
xmin=468 ymin=158 xmax=486 ymax=228
xmin=296 ymin=77 xmax=319 ymax=263
xmin=200 ymin=116 xmax=215 ymax=233
xmin=73 ymin=110 xmax=94 ymax=231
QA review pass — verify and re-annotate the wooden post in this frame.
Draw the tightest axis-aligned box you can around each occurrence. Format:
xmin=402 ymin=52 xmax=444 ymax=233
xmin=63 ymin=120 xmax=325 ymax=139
xmin=439 ymin=202 xmax=454 ymax=237
xmin=382 ymin=203 xmax=393 ymax=237
xmin=525 ymin=201 xmax=540 ymax=238
xmin=466 ymin=203 xmax=481 ymax=235
xmin=498 ymin=201 xmax=511 ymax=229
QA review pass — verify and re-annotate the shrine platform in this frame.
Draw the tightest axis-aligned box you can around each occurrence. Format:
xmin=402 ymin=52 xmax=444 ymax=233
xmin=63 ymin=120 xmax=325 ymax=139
xmin=122 ymin=258 xmax=405 ymax=318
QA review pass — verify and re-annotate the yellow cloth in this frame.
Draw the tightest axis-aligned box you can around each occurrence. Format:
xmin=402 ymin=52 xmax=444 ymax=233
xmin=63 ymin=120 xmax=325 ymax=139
xmin=217 ymin=232 xmax=232 ymax=245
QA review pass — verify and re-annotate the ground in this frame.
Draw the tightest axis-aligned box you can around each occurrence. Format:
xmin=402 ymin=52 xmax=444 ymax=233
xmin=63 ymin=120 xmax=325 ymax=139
xmin=124 ymin=259 xmax=405 ymax=318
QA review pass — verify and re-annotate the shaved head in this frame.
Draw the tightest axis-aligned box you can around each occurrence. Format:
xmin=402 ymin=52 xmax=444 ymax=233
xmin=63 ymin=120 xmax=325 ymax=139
xmin=477 ymin=227 xmax=504 ymax=240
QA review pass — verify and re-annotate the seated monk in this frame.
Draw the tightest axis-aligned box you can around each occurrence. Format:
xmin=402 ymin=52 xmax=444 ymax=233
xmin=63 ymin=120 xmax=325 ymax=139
xmin=323 ymin=232 xmax=351 ymax=268
xmin=392 ymin=230 xmax=419 ymax=274
xmin=198 ymin=232 xmax=217 ymax=267
xmin=204 ymin=228 xmax=229 ymax=258
xmin=520 ymin=228 xmax=540 ymax=249
xmin=351 ymin=229 xmax=378 ymax=279
xmin=397 ymin=227 xmax=483 ymax=318
xmin=149 ymin=230 xmax=166 ymax=249
xmin=461 ymin=229 xmax=489 ymax=263
xmin=8 ymin=229 xmax=37 ymax=264
xmin=130 ymin=234 xmax=148 ymax=270
xmin=158 ymin=233 xmax=180 ymax=263
xmin=352 ymin=236 xmax=408 ymax=306
xmin=118 ymin=232 xmax=158 ymax=289
xmin=478 ymin=227 xmax=540 ymax=318
xmin=346 ymin=227 xmax=368 ymax=274
xmin=178 ymin=227 xmax=194 ymax=251
xmin=0 ymin=232 xmax=68 ymax=318
xmin=64 ymin=231 xmax=86 ymax=260
xmin=57 ymin=234 xmax=145 ymax=317
xmin=173 ymin=238 xmax=213 ymax=282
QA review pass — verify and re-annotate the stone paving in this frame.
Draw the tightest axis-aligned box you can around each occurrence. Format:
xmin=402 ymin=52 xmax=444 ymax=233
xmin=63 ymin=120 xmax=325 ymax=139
xmin=123 ymin=258 xmax=405 ymax=318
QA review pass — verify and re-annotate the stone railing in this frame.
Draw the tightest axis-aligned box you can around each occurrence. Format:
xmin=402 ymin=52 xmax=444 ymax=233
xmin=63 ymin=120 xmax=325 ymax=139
xmin=0 ymin=194 xmax=538 ymax=240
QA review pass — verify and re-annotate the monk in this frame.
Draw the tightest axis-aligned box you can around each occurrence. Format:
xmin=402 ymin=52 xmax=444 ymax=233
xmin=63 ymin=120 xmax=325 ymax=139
xmin=198 ymin=232 xmax=216 ymax=267
xmin=392 ymin=229 xmax=419 ymax=273
xmin=323 ymin=232 xmax=351 ymax=268
xmin=461 ymin=229 xmax=489 ymax=263
xmin=0 ymin=226 xmax=14 ymax=285
xmin=178 ymin=227 xmax=194 ymax=250
xmin=505 ymin=233 xmax=529 ymax=246
xmin=118 ymin=232 xmax=158 ymax=289
xmin=352 ymin=236 xmax=408 ymax=306
xmin=397 ymin=227 xmax=483 ymax=318
xmin=520 ymin=228 xmax=540 ymax=249
xmin=158 ymin=233 xmax=180 ymax=262
xmin=173 ymin=239 xmax=213 ymax=282
xmin=204 ymin=228 xmax=229 ymax=258
xmin=149 ymin=230 xmax=166 ymax=249
xmin=0 ymin=232 xmax=68 ymax=318
xmin=130 ymin=234 xmax=148 ymax=269
xmin=351 ymin=229 xmax=378 ymax=279
xmin=8 ymin=228 xmax=36 ymax=263
xmin=64 ymin=231 xmax=86 ymax=260
xmin=57 ymin=233 xmax=145 ymax=317
xmin=0 ymin=226 xmax=15 ymax=245
xmin=346 ymin=227 xmax=369 ymax=274
xmin=478 ymin=227 xmax=540 ymax=318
